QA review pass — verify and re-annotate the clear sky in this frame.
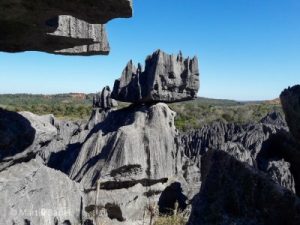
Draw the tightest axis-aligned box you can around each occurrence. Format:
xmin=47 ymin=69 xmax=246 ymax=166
xmin=0 ymin=0 xmax=299 ymax=100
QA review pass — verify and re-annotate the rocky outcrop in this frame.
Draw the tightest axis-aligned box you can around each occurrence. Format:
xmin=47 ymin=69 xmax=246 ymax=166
xmin=0 ymin=0 xmax=132 ymax=55
xmin=280 ymin=85 xmax=300 ymax=143
xmin=93 ymin=86 xmax=118 ymax=110
xmin=112 ymin=50 xmax=200 ymax=103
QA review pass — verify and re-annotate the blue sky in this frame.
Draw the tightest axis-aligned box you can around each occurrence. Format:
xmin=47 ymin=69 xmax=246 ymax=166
xmin=0 ymin=0 xmax=299 ymax=100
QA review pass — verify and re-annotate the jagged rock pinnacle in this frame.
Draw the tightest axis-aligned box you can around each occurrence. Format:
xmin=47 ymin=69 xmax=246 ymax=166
xmin=112 ymin=50 xmax=200 ymax=103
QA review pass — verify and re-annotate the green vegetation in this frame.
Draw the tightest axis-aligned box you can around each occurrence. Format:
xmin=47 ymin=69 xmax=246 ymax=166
xmin=170 ymin=98 xmax=283 ymax=131
xmin=0 ymin=94 xmax=282 ymax=130
xmin=0 ymin=93 xmax=93 ymax=120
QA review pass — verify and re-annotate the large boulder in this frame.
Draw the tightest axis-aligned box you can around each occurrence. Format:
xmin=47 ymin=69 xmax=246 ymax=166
xmin=112 ymin=50 xmax=200 ymax=103
xmin=0 ymin=0 xmax=132 ymax=55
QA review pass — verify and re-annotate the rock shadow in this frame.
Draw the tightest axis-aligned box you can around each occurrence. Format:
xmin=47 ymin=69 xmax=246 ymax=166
xmin=0 ymin=108 xmax=36 ymax=161
xmin=47 ymin=142 xmax=82 ymax=175
xmin=85 ymin=103 xmax=155 ymax=140
xmin=158 ymin=182 xmax=187 ymax=215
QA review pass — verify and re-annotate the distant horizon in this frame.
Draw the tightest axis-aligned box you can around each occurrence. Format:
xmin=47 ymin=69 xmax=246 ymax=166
xmin=0 ymin=91 xmax=281 ymax=102
xmin=1 ymin=0 xmax=299 ymax=100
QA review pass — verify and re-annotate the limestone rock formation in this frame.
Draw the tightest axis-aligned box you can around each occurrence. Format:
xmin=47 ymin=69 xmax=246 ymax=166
xmin=179 ymin=112 xmax=296 ymax=193
xmin=112 ymin=50 xmax=200 ymax=103
xmin=93 ymin=86 xmax=118 ymax=110
xmin=280 ymin=85 xmax=300 ymax=142
xmin=69 ymin=103 xmax=179 ymax=186
xmin=67 ymin=103 xmax=185 ymax=222
xmin=2 ymin=87 xmax=300 ymax=224
xmin=0 ymin=0 xmax=132 ymax=55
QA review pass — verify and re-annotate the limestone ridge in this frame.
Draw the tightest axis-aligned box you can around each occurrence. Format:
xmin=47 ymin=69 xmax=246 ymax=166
xmin=112 ymin=50 xmax=200 ymax=103
xmin=0 ymin=0 xmax=133 ymax=55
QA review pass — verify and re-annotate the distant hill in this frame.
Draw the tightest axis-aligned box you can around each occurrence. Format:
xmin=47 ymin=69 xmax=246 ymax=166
xmin=264 ymin=98 xmax=281 ymax=105
xmin=192 ymin=97 xmax=244 ymax=106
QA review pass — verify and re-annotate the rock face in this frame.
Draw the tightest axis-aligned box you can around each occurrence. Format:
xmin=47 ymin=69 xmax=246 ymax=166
xmin=280 ymin=85 xmax=300 ymax=143
xmin=0 ymin=0 xmax=132 ymax=55
xmin=93 ymin=86 xmax=118 ymax=110
xmin=69 ymin=103 xmax=179 ymax=188
xmin=112 ymin=50 xmax=200 ymax=103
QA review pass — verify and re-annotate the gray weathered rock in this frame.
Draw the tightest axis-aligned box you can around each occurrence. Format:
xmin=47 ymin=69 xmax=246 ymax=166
xmin=280 ymin=85 xmax=300 ymax=143
xmin=69 ymin=103 xmax=180 ymax=187
xmin=187 ymin=149 xmax=300 ymax=225
xmin=0 ymin=159 xmax=85 ymax=225
xmin=93 ymin=86 xmax=118 ymax=110
xmin=260 ymin=111 xmax=287 ymax=128
xmin=112 ymin=50 xmax=200 ymax=103
xmin=179 ymin=112 xmax=296 ymax=194
xmin=266 ymin=159 xmax=295 ymax=193
xmin=0 ymin=110 xmax=89 ymax=173
xmin=0 ymin=0 xmax=132 ymax=55
xmin=180 ymin=114 xmax=288 ymax=165
xmin=49 ymin=103 xmax=189 ymax=223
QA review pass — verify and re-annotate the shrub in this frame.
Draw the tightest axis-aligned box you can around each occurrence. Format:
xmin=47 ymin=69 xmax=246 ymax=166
xmin=154 ymin=213 xmax=187 ymax=225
